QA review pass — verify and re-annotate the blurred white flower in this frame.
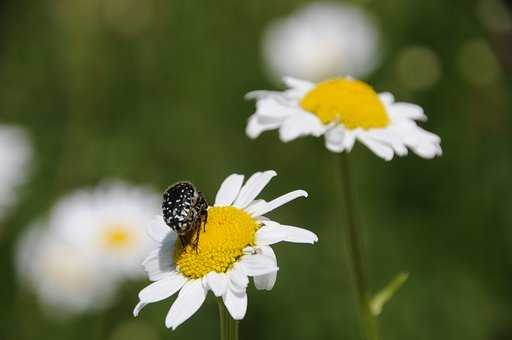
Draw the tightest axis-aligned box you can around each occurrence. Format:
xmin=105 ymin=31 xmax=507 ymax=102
xmin=246 ymin=77 xmax=442 ymax=161
xmin=16 ymin=224 xmax=117 ymax=314
xmin=134 ymin=171 xmax=317 ymax=330
xmin=262 ymin=2 xmax=380 ymax=82
xmin=0 ymin=125 xmax=32 ymax=220
xmin=50 ymin=182 xmax=161 ymax=279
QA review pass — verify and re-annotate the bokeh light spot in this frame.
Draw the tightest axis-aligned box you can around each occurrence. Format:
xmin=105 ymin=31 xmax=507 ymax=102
xmin=457 ymin=39 xmax=501 ymax=86
xmin=395 ymin=46 xmax=441 ymax=91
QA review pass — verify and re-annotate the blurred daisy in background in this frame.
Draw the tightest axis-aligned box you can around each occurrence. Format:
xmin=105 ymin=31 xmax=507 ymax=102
xmin=49 ymin=182 xmax=161 ymax=280
xmin=246 ymin=77 xmax=442 ymax=160
xmin=134 ymin=170 xmax=317 ymax=330
xmin=15 ymin=181 xmax=160 ymax=314
xmin=0 ymin=125 xmax=32 ymax=220
xmin=16 ymin=224 xmax=117 ymax=314
xmin=262 ymin=2 xmax=381 ymax=82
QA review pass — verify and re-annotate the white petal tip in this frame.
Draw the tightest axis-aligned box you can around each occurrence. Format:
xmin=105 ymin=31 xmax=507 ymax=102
xmin=298 ymin=190 xmax=308 ymax=198
xmin=133 ymin=302 xmax=146 ymax=317
xmin=244 ymin=91 xmax=260 ymax=100
xmin=307 ymin=234 xmax=319 ymax=243
xmin=302 ymin=235 xmax=318 ymax=244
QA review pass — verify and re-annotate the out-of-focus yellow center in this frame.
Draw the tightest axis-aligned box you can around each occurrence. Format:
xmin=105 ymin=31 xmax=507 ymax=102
xmin=103 ymin=225 xmax=134 ymax=250
xmin=300 ymin=78 xmax=389 ymax=129
xmin=175 ymin=206 xmax=259 ymax=279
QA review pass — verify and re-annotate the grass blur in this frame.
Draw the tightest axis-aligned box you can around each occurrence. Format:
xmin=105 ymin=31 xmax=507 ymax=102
xmin=1 ymin=0 xmax=512 ymax=339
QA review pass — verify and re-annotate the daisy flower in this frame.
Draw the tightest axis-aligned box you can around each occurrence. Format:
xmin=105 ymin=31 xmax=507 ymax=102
xmin=49 ymin=181 xmax=160 ymax=279
xmin=262 ymin=2 xmax=380 ymax=82
xmin=246 ymin=77 xmax=442 ymax=161
xmin=0 ymin=125 xmax=32 ymax=220
xmin=134 ymin=170 xmax=317 ymax=330
xmin=16 ymin=224 xmax=117 ymax=314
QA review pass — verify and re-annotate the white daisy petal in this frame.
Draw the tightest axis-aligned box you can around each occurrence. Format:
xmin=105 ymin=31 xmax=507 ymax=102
xmin=324 ymin=125 xmax=346 ymax=153
xmin=239 ymin=254 xmax=279 ymax=276
xmin=367 ymin=130 xmax=408 ymax=157
xmin=223 ymin=289 xmax=248 ymax=320
xmin=282 ymin=77 xmax=315 ymax=92
xmin=244 ymin=199 xmax=268 ymax=216
xmin=253 ymin=246 xmax=278 ymax=291
xmin=358 ymin=135 xmax=394 ymax=161
xmin=255 ymin=225 xmax=288 ymax=245
xmin=139 ymin=272 xmax=187 ymax=303
xmin=246 ymin=115 xmax=281 ymax=139
xmin=142 ymin=254 xmax=173 ymax=282
xmin=399 ymin=125 xmax=442 ymax=159
xmin=343 ymin=131 xmax=356 ymax=151
xmin=414 ymin=126 xmax=441 ymax=143
xmin=245 ymin=90 xmax=281 ymax=100
xmin=250 ymin=190 xmax=308 ymax=217
xmin=378 ymin=92 xmax=395 ymax=105
xmin=133 ymin=301 xmax=147 ymax=317
xmin=207 ymin=272 xmax=229 ymax=297
xmin=229 ymin=263 xmax=249 ymax=292
xmin=255 ymin=96 xmax=297 ymax=118
xmin=262 ymin=221 xmax=318 ymax=244
xmin=412 ymin=142 xmax=440 ymax=159
xmin=279 ymin=113 xmax=326 ymax=142
xmin=215 ymin=174 xmax=244 ymax=206
xmin=400 ymin=126 xmax=433 ymax=146
xmin=390 ymin=102 xmax=427 ymax=121
xmin=147 ymin=216 xmax=171 ymax=243
xmin=256 ymin=245 xmax=277 ymax=261
xmin=142 ymin=234 xmax=176 ymax=281
xmin=253 ymin=272 xmax=278 ymax=291
xmin=165 ymin=280 xmax=207 ymax=330
xmin=234 ymin=171 xmax=276 ymax=209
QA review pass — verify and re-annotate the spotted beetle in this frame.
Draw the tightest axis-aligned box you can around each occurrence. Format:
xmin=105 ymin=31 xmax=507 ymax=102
xmin=162 ymin=181 xmax=208 ymax=249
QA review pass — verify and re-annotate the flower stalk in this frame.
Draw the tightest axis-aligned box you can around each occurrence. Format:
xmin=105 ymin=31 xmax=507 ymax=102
xmin=218 ymin=298 xmax=239 ymax=340
xmin=338 ymin=153 xmax=379 ymax=340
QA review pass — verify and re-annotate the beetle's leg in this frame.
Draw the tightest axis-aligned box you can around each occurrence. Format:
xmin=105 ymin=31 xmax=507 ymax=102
xmin=202 ymin=212 xmax=207 ymax=232
xmin=193 ymin=223 xmax=201 ymax=253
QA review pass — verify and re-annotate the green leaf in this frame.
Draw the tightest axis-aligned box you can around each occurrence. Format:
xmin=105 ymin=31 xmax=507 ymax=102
xmin=370 ymin=272 xmax=409 ymax=316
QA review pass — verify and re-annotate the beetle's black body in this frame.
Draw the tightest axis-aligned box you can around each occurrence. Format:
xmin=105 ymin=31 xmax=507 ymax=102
xmin=162 ymin=182 xmax=208 ymax=248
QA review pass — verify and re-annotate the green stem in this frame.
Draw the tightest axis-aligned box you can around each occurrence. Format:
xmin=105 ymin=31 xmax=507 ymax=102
xmin=217 ymin=298 xmax=239 ymax=340
xmin=338 ymin=153 xmax=379 ymax=340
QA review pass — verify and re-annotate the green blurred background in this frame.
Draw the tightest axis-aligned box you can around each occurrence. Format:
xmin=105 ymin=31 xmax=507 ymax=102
xmin=1 ymin=0 xmax=512 ymax=339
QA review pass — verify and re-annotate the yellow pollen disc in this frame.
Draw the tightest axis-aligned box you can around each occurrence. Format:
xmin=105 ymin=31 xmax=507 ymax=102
xmin=175 ymin=206 xmax=259 ymax=279
xmin=102 ymin=224 xmax=134 ymax=250
xmin=300 ymin=78 xmax=390 ymax=129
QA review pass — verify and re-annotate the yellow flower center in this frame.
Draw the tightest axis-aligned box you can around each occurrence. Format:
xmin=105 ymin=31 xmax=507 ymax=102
xmin=300 ymin=78 xmax=390 ymax=129
xmin=175 ymin=206 xmax=259 ymax=279
xmin=102 ymin=224 xmax=134 ymax=250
